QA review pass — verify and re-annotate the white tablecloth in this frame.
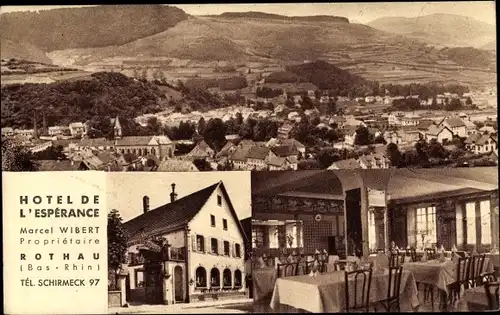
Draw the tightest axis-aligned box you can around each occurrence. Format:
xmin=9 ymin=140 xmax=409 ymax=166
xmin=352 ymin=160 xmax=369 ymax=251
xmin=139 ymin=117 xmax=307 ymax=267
xmin=270 ymin=269 xmax=419 ymax=313
xmin=403 ymin=257 xmax=494 ymax=293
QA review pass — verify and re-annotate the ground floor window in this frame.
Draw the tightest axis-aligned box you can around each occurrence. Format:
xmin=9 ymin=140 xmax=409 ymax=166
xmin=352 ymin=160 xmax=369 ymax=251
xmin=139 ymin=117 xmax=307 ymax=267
xmin=210 ymin=268 xmax=220 ymax=287
xmin=195 ymin=267 xmax=207 ymax=288
xmin=480 ymin=200 xmax=491 ymax=244
xmin=234 ymin=270 xmax=242 ymax=287
xmin=415 ymin=206 xmax=437 ymax=248
xmin=466 ymin=202 xmax=477 ymax=245
xmin=368 ymin=210 xmax=377 ymax=251
xmin=223 ymin=269 xmax=232 ymax=287
xmin=252 ymin=226 xmax=265 ymax=248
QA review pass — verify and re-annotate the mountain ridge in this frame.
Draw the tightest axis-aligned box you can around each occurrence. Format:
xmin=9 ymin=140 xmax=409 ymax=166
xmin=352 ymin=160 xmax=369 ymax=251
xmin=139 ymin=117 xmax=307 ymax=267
xmin=367 ymin=13 xmax=495 ymax=48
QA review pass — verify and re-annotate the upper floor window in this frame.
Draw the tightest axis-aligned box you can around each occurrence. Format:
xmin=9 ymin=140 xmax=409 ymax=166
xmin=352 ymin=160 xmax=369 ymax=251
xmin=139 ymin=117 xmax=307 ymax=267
xmin=196 ymin=235 xmax=205 ymax=252
xmin=223 ymin=241 xmax=230 ymax=256
xmin=223 ymin=219 xmax=228 ymax=230
xmin=210 ymin=215 xmax=216 ymax=227
xmin=217 ymin=195 xmax=222 ymax=206
xmin=235 ymin=243 xmax=241 ymax=258
xmin=211 ymin=238 xmax=218 ymax=254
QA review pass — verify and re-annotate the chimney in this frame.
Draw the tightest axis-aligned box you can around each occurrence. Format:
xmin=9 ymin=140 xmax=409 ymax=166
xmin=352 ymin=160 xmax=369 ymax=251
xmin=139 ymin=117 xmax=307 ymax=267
xmin=170 ymin=183 xmax=178 ymax=203
xmin=143 ymin=196 xmax=150 ymax=213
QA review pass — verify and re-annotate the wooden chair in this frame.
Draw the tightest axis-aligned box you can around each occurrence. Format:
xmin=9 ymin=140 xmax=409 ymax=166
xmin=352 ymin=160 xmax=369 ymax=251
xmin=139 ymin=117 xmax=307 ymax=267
xmin=344 ymin=268 xmax=373 ymax=312
xmin=405 ymin=247 xmax=418 ymax=262
xmin=484 ymin=281 xmax=500 ymax=311
xmin=277 ymin=262 xmax=298 ymax=278
xmin=469 ymin=254 xmax=486 ymax=287
xmin=424 ymin=248 xmax=437 ymax=260
xmin=374 ymin=266 xmax=403 ymax=312
xmin=334 ymin=260 xmax=349 ymax=271
xmin=390 ymin=252 xmax=405 ymax=267
xmin=480 ymin=271 xmax=498 ymax=285
xmin=449 ymin=256 xmax=472 ymax=305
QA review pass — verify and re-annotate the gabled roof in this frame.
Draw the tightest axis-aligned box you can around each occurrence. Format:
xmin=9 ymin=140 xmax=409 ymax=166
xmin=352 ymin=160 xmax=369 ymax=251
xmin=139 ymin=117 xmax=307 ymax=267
xmin=282 ymin=138 xmax=305 ymax=149
xmin=157 ymin=159 xmax=199 ymax=172
xmin=187 ymin=140 xmax=214 ymax=157
xmin=271 ymin=145 xmax=299 ymax=157
xmin=327 ymin=158 xmax=361 ymax=170
xmin=442 ymin=117 xmax=466 ymax=128
xmin=230 ymin=146 xmax=252 ymax=161
xmin=124 ymin=183 xmax=219 ymax=241
xmin=124 ymin=181 xmax=249 ymax=244
xmin=464 ymin=133 xmax=482 ymax=144
xmin=426 ymin=125 xmax=452 ymax=136
xmin=247 ymin=146 xmax=271 ymax=160
xmin=115 ymin=135 xmax=173 ymax=146
xmin=268 ymin=156 xmax=287 ymax=167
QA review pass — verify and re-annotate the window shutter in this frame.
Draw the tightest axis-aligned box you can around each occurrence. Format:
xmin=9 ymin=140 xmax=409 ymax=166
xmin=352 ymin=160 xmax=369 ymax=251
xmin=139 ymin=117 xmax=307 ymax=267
xmin=231 ymin=242 xmax=235 ymax=257
xmin=205 ymin=237 xmax=210 ymax=254
xmin=218 ymin=239 xmax=222 ymax=255
xmin=191 ymin=235 xmax=197 ymax=252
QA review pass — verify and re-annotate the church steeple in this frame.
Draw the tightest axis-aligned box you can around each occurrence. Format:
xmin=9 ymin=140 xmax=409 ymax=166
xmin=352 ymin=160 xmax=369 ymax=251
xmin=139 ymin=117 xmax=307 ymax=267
xmin=113 ymin=116 xmax=123 ymax=139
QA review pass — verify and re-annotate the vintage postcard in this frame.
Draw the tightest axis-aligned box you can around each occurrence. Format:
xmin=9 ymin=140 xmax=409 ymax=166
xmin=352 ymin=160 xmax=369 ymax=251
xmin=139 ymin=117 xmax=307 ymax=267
xmin=1 ymin=2 xmax=498 ymax=314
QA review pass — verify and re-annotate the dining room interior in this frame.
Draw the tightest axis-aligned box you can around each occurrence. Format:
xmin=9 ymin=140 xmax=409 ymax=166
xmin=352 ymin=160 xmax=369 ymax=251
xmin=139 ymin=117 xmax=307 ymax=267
xmin=248 ymin=167 xmax=500 ymax=313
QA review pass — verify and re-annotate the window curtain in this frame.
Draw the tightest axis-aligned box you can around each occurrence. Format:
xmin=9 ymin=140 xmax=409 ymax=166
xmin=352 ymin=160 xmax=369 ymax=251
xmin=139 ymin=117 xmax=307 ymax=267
xmin=480 ymin=200 xmax=491 ymax=244
xmin=456 ymin=203 xmax=463 ymax=246
xmin=466 ymin=202 xmax=476 ymax=245
xmin=407 ymin=207 xmax=416 ymax=248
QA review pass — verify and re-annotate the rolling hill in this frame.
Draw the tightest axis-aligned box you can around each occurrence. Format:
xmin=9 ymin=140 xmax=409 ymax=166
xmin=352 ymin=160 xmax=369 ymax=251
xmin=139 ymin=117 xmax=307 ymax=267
xmin=0 ymin=5 xmax=188 ymax=52
xmin=367 ymin=13 xmax=496 ymax=48
xmin=1 ymin=39 xmax=52 ymax=64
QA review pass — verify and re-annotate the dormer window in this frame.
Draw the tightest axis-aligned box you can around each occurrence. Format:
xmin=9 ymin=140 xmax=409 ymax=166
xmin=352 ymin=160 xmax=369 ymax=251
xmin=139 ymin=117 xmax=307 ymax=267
xmin=217 ymin=195 xmax=222 ymax=206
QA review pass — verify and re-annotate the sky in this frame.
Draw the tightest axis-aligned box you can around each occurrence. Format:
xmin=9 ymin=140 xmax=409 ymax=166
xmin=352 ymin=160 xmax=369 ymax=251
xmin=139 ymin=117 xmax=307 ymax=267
xmin=106 ymin=171 xmax=251 ymax=222
xmin=0 ymin=2 xmax=496 ymax=25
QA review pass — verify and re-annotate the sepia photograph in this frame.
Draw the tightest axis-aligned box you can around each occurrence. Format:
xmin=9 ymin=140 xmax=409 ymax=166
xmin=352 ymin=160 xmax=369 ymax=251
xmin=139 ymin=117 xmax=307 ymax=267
xmin=0 ymin=2 xmax=497 ymax=172
xmin=106 ymin=171 xmax=252 ymax=313
xmin=250 ymin=168 xmax=499 ymax=313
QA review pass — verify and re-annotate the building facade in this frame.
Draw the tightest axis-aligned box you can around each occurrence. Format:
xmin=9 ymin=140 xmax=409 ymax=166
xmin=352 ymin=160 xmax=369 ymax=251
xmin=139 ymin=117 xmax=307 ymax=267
xmin=123 ymin=182 xmax=248 ymax=305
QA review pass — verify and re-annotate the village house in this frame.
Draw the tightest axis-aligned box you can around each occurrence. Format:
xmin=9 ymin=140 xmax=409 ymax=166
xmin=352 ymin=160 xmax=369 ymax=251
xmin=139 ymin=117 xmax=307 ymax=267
xmin=438 ymin=117 xmax=467 ymax=138
xmin=387 ymin=113 xmax=404 ymax=126
xmin=36 ymin=159 xmax=82 ymax=171
xmin=229 ymin=146 xmax=252 ymax=170
xmin=69 ymin=122 xmax=86 ymax=137
xmin=464 ymin=119 xmax=478 ymax=135
xmin=280 ymin=138 xmax=306 ymax=156
xmin=400 ymin=114 xmax=420 ymax=127
xmin=80 ymin=152 xmax=122 ymax=171
xmin=115 ymin=135 xmax=175 ymax=161
xmin=424 ymin=125 xmax=454 ymax=144
xmin=343 ymin=126 xmax=357 ymax=147
xmin=357 ymin=153 xmax=390 ymax=169
xmin=268 ymin=156 xmax=298 ymax=171
xmin=75 ymin=138 xmax=115 ymax=152
xmin=327 ymin=158 xmax=361 ymax=170
xmin=399 ymin=126 xmax=422 ymax=144
xmin=480 ymin=125 xmax=497 ymax=134
xmin=185 ymin=140 xmax=216 ymax=160
xmin=1 ymin=127 xmax=14 ymax=137
xmin=246 ymin=146 xmax=275 ymax=170
xmin=123 ymin=182 xmax=248 ymax=305
xmin=465 ymin=133 xmax=498 ymax=155
xmin=48 ymin=125 xmax=71 ymax=136
xmin=14 ymin=129 xmax=35 ymax=138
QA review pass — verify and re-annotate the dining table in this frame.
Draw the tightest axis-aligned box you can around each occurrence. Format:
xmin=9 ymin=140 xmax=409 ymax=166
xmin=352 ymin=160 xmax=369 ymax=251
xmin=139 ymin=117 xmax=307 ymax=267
xmin=402 ymin=257 xmax=495 ymax=310
xmin=269 ymin=268 xmax=420 ymax=313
